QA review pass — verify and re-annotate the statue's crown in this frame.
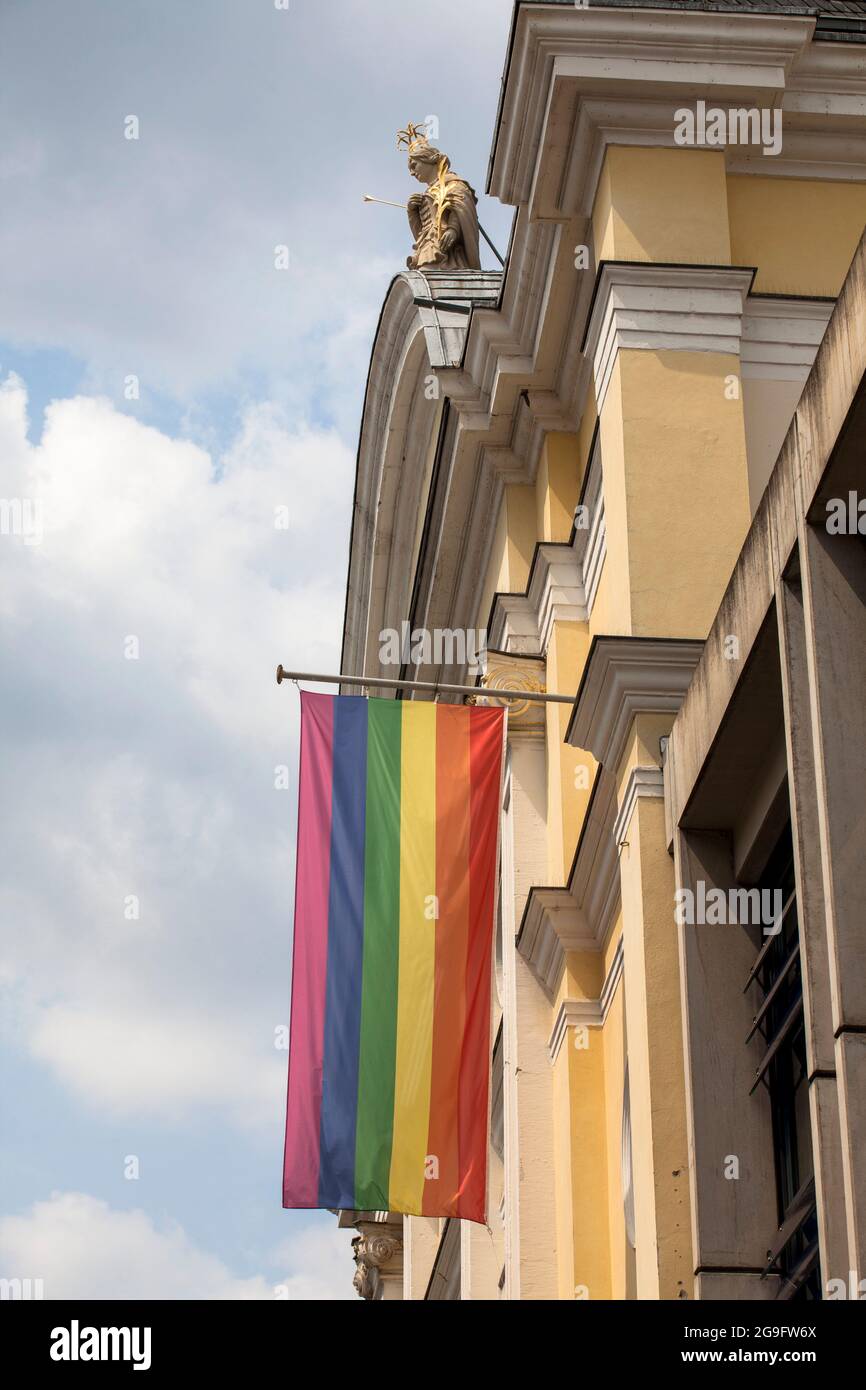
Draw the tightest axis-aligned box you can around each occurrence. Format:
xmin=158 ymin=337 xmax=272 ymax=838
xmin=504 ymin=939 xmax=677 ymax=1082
xmin=397 ymin=120 xmax=433 ymax=154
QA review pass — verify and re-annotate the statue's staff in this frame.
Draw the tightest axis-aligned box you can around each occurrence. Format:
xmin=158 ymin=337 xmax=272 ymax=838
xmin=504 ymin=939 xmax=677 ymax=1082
xmin=362 ymin=193 xmax=505 ymax=267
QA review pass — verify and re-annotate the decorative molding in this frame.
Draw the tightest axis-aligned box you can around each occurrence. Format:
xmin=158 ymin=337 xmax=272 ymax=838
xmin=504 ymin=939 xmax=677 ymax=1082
xmin=740 ymin=297 xmax=833 ymax=381
xmin=478 ymin=650 xmax=547 ymax=738
xmin=548 ymin=936 xmax=625 ymax=1063
xmin=342 ymin=270 xmax=499 ymax=685
xmin=516 ymin=769 xmax=621 ymax=997
xmin=489 ymin=544 xmax=586 ymax=656
xmin=406 ymin=269 xmax=502 ymax=369
xmin=584 ymin=263 xmax=756 ymax=413
xmin=343 ymin=1213 xmax=404 ymax=1302
xmin=488 ymin=436 xmax=605 ymax=656
xmin=567 ymin=636 xmax=705 ymax=773
xmin=612 ymin=764 xmax=666 ymax=850
xmin=488 ymin=589 xmax=540 ymax=656
xmin=489 ymin=9 xmax=866 ymax=219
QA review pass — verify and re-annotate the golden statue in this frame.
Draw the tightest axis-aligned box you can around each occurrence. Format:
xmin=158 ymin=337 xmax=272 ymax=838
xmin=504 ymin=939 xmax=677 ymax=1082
xmin=397 ymin=122 xmax=481 ymax=272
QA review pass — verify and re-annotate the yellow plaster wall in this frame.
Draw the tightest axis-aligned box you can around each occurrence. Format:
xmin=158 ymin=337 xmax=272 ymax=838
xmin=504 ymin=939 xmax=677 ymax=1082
xmin=593 ymin=147 xmax=731 ymax=265
xmin=560 ymin=947 xmax=604 ymax=1007
xmin=617 ymin=789 xmax=691 ymax=1299
xmin=616 ymin=713 xmax=674 ymax=800
xmin=546 ymin=622 xmax=595 ymax=882
xmin=552 ymin=1040 xmax=576 ymax=1298
xmin=550 ymin=952 xmax=613 ymax=1299
xmin=569 ymin=1026 xmax=612 ymax=1300
xmin=601 ymin=946 xmax=633 ymax=1299
xmin=504 ymin=485 xmax=537 ymax=589
xmin=605 ymin=348 xmax=752 ymax=638
xmin=535 ymin=432 xmax=580 ymax=542
xmin=727 ymin=175 xmax=866 ymax=296
xmin=477 ymin=484 xmax=537 ymax=633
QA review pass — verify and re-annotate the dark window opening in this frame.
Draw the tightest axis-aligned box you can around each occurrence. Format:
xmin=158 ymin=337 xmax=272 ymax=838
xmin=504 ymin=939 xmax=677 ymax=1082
xmin=744 ymin=825 xmax=820 ymax=1301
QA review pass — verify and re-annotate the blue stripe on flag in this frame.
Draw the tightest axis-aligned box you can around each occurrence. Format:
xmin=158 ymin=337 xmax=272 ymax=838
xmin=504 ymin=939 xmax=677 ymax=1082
xmin=317 ymin=696 xmax=368 ymax=1207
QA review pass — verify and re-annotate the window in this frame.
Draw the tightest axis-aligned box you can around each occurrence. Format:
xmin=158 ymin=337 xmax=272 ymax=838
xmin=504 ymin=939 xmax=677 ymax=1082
xmin=745 ymin=826 xmax=820 ymax=1300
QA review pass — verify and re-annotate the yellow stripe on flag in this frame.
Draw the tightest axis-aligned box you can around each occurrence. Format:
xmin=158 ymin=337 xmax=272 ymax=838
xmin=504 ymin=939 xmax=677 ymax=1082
xmin=389 ymin=702 xmax=437 ymax=1213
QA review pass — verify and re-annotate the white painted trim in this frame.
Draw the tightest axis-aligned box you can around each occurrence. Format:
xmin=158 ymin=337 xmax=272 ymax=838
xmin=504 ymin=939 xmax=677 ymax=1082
xmin=585 ymin=265 xmax=755 ymax=414
xmin=567 ymin=637 xmax=704 ymax=773
xmin=517 ymin=769 xmax=621 ymax=996
xmin=489 ymin=435 xmax=606 ymax=656
xmin=489 ymin=8 xmax=866 ymax=216
xmin=578 ymin=442 xmax=606 ymax=617
xmin=548 ymin=936 xmax=625 ymax=1063
xmin=740 ymin=296 xmax=833 ymax=381
xmin=612 ymin=765 xmax=666 ymax=850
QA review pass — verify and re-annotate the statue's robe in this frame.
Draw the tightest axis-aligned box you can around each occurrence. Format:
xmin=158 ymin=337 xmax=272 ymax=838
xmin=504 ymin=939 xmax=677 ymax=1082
xmin=408 ymin=172 xmax=481 ymax=271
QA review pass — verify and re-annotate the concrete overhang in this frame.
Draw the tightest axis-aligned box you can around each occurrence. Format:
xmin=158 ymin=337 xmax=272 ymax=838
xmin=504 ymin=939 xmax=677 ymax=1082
xmin=667 ymin=227 xmax=866 ymax=826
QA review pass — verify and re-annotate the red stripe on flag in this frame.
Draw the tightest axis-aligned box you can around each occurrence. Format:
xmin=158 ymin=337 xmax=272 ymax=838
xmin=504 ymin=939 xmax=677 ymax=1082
xmin=424 ymin=704 xmax=471 ymax=1216
xmin=457 ymin=706 xmax=504 ymax=1222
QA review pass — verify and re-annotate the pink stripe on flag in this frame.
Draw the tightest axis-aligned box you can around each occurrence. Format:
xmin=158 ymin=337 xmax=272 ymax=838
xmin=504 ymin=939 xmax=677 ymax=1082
xmin=282 ymin=691 xmax=334 ymax=1207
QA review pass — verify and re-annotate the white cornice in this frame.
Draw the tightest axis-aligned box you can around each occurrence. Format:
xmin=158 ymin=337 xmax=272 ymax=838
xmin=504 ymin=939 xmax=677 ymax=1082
xmin=488 ymin=435 xmax=605 ymax=655
xmin=516 ymin=768 xmax=621 ymax=997
xmin=490 ymin=9 xmax=866 ymax=217
xmin=612 ymin=764 xmax=665 ymax=850
xmin=406 ymin=269 xmax=503 ymax=368
xmin=584 ymin=263 xmax=756 ymax=412
xmin=567 ymin=636 xmax=705 ymax=772
xmin=548 ymin=935 xmax=625 ymax=1064
xmin=741 ymin=296 xmax=833 ymax=381
xmin=489 ymin=542 xmax=586 ymax=656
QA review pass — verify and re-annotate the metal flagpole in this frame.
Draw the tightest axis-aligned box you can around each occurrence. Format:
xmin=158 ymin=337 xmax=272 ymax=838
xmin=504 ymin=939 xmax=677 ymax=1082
xmin=275 ymin=666 xmax=575 ymax=706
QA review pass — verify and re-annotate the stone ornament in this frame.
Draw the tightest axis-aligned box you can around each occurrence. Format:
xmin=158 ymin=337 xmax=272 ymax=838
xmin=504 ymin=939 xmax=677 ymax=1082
xmin=352 ymin=1230 xmax=404 ymax=1301
xmin=398 ymin=121 xmax=481 ymax=272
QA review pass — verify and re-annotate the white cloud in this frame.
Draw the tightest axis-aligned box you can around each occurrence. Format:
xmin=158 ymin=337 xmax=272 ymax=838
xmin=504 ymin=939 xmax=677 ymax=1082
xmin=0 ymin=0 xmax=514 ymax=421
xmin=0 ymin=374 xmax=350 ymax=1127
xmin=0 ymin=1193 xmax=355 ymax=1300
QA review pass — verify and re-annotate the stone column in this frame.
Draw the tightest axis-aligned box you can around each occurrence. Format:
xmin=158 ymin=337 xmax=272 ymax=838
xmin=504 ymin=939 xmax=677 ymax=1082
xmin=776 ymin=570 xmax=849 ymax=1287
xmin=797 ymin=519 xmax=866 ymax=1279
xmin=484 ymin=654 xmax=558 ymax=1300
xmin=615 ymin=726 xmax=691 ymax=1300
xmin=568 ymin=638 xmax=702 ymax=1298
xmin=671 ymin=822 xmax=780 ymax=1300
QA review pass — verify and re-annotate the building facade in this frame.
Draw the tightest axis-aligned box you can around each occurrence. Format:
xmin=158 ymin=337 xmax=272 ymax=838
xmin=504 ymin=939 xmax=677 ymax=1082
xmin=336 ymin=0 xmax=866 ymax=1299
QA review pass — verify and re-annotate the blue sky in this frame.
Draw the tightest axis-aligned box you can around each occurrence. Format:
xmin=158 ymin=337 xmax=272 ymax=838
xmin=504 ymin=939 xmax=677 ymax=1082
xmin=0 ymin=0 xmax=515 ymax=1298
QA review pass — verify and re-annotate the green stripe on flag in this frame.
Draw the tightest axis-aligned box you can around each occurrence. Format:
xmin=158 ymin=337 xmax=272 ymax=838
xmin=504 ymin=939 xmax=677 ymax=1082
xmin=354 ymin=699 xmax=402 ymax=1209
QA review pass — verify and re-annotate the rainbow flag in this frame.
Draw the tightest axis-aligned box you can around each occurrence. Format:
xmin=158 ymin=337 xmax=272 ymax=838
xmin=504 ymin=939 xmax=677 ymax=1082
xmin=282 ymin=691 xmax=504 ymax=1223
